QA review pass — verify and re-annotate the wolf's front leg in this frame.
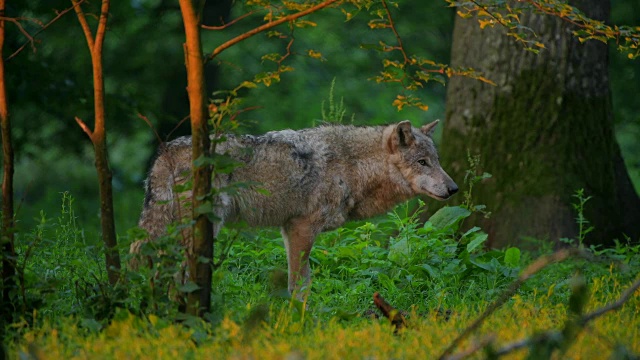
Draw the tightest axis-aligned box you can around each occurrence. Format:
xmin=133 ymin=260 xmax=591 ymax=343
xmin=281 ymin=219 xmax=318 ymax=300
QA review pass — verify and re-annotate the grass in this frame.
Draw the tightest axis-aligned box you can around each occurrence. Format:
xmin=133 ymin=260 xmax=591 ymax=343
xmin=5 ymin=194 xmax=640 ymax=359
xmin=10 ymin=280 xmax=640 ymax=359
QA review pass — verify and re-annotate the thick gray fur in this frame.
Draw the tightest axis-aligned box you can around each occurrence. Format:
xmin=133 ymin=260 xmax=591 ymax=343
xmin=131 ymin=121 xmax=458 ymax=297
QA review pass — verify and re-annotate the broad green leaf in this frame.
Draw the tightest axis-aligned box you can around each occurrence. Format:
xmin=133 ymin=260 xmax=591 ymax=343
xmin=388 ymin=238 xmax=410 ymax=265
xmin=192 ymin=155 xmax=213 ymax=167
xmin=466 ymin=232 xmax=488 ymax=253
xmin=415 ymin=263 xmax=437 ymax=278
xmin=470 ymin=257 xmax=500 ymax=272
xmin=504 ymin=247 xmax=521 ymax=267
xmin=428 ymin=206 xmax=471 ymax=230
xmin=462 ymin=226 xmax=481 ymax=238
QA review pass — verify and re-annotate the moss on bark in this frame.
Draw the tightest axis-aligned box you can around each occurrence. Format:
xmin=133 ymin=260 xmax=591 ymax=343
xmin=441 ymin=3 xmax=639 ymax=247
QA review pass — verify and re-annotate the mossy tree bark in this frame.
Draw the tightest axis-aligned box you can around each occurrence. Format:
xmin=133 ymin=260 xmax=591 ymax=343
xmin=442 ymin=0 xmax=640 ymax=247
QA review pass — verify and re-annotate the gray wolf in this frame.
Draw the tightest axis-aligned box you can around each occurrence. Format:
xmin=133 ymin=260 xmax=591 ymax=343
xmin=130 ymin=120 xmax=458 ymax=296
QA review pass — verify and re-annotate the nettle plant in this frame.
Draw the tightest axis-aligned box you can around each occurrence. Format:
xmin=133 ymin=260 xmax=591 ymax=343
xmin=297 ymin=155 xmax=521 ymax=311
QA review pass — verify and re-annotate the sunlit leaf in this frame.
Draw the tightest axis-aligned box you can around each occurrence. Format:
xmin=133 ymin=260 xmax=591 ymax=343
xmin=504 ymin=247 xmax=521 ymax=267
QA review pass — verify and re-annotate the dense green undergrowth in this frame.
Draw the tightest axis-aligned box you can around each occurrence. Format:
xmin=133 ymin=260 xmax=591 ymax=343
xmin=4 ymin=191 xmax=640 ymax=358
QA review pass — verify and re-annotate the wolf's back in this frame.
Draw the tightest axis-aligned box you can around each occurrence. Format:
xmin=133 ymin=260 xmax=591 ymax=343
xmin=225 ymin=129 xmax=332 ymax=227
xmin=136 ymin=124 xmax=385 ymax=241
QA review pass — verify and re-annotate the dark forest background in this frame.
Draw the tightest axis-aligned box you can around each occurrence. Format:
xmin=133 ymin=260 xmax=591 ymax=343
xmin=6 ymin=0 xmax=640 ymax=242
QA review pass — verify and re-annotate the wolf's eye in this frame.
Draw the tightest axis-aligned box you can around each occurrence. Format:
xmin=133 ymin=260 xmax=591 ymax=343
xmin=418 ymin=159 xmax=428 ymax=166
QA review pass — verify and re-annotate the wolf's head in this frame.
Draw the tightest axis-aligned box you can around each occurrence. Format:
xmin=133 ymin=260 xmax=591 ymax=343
xmin=386 ymin=120 xmax=458 ymax=201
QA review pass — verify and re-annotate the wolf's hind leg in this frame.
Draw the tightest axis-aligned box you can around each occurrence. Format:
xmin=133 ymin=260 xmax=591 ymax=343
xmin=281 ymin=219 xmax=318 ymax=300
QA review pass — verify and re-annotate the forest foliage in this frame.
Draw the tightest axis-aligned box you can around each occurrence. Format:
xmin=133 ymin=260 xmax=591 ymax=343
xmin=5 ymin=0 xmax=639 ymax=236
xmin=2 ymin=0 xmax=640 ymax=358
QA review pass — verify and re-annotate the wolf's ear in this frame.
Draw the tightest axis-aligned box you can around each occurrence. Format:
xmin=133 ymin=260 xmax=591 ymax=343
xmin=386 ymin=120 xmax=415 ymax=153
xmin=421 ymin=120 xmax=439 ymax=136
xmin=396 ymin=120 xmax=415 ymax=146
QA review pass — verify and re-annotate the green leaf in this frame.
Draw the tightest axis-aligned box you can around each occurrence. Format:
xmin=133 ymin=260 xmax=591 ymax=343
xmin=80 ymin=318 xmax=103 ymax=332
xmin=466 ymin=232 xmax=488 ymax=253
xmin=504 ymin=247 xmax=521 ymax=267
xmin=415 ymin=263 xmax=438 ymax=278
xmin=462 ymin=226 xmax=481 ymax=238
xmin=238 ymin=81 xmax=257 ymax=89
xmin=473 ymin=204 xmax=487 ymax=212
xmin=388 ymin=238 xmax=410 ymax=266
xmin=178 ymin=281 xmax=200 ymax=293
xmin=469 ymin=257 xmax=500 ymax=272
xmin=428 ymin=206 xmax=471 ymax=230
xmin=377 ymin=273 xmax=396 ymax=291
xmin=192 ymin=155 xmax=211 ymax=167
xmin=194 ymin=201 xmax=214 ymax=216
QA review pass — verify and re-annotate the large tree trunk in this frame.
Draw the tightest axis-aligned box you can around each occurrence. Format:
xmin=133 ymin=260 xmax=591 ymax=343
xmin=442 ymin=0 xmax=640 ymax=248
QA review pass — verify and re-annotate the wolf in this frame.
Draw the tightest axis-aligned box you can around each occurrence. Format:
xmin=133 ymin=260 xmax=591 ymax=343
xmin=130 ymin=120 xmax=458 ymax=296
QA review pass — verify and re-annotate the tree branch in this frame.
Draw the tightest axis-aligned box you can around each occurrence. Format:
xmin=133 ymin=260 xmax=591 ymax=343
xmin=580 ymin=276 xmax=640 ymax=324
xmin=0 ymin=17 xmax=34 ymax=52
xmin=439 ymin=249 xmax=583 ymax=360
xmin=381 ymin=0 xmax=409 ymax=64
xmin=93 ymin=0 xmax=110 ymax=55
xmin=201 ymin=10 xmax=256 ymax=30
xmin=6 ymin=2 xmax=83 ymax=61
xmin=137 ymin=113 xmax=163 ymax=145
xmin=490 ymin=276 xmax=640 ymax=358
xmin=74 ymin=116 xmax=92 ymax=138
xmin=71 ymin=0 xmax=95 ymax=51
xmin=205 ymin=0 xmax=338 ymax=62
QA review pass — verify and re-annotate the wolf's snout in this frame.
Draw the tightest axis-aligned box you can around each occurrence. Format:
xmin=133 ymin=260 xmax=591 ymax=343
xmin=448 ymin=182 xmax=459 ymax=196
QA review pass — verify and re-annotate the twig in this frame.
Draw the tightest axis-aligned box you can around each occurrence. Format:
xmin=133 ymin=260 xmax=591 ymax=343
xmin=228 ymin=106 xmax=261 ymax=122
xmin=0 ymin=17 xmax=34 ymax=51
xmin=71 ymin=0 xmax=95 ymax=51
xmin=468 ymin=0 xmax=514 ymax=29
xmin=580 ymin=276 xmax=640 ymax=324
xmin=167 ymin=114 xmax=191 ymax=140
xmin=446 ymin=336 xmax=495 ymax=360
xmin=492 ymin=276 xmax=640 ymax=358
xmin=201 ymin=10 xmax=256 ymax=30
xmin=74 ymin=116 xmax=92 ymax=138
xmin=93 ymin=0 xmax=110 ymax=56
xmin=373 ymin=292 xmax=407 ymax=333
xmin=492 ymin=336 xmax=537 ymax=356
xmin=205 ymin=0 xmax=338 ymax=63
xmin=137 ymin=113 xmax=163 ymax=145
xmin=463 ymin=0 xmax=624 ymax=44
xmin=277 ymin=36 xmax=295 ymax=68
xmin=438 ymin=248 xmax=582 ymax=360
xmin=6 ymin=1 xmax=83 ymax=61
xmin=526 ymin=0 xmax=611 ymax=36
xmin=380 ymin=0 xmax=409 ymax=64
